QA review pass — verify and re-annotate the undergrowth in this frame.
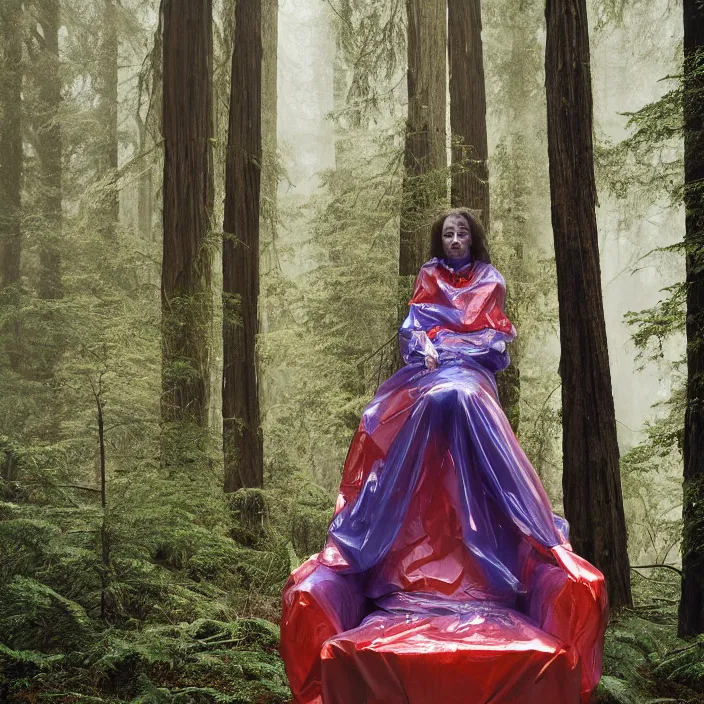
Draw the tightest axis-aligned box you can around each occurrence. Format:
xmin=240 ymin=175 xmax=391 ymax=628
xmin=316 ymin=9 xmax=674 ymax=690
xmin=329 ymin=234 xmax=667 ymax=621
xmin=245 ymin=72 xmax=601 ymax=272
xmin=0 ymin=457 xmax=334 ymax=704
xmin=1 ymin=452 xmax=701 ymax=704
xmin=595 ymin=568 xmax=704 ymax=704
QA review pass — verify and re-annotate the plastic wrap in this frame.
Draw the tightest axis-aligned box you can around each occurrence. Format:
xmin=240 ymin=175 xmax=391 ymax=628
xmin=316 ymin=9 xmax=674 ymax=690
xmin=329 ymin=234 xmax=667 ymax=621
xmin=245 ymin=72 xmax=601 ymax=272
xmin=281 ymin=257 xmax=608 ymax=704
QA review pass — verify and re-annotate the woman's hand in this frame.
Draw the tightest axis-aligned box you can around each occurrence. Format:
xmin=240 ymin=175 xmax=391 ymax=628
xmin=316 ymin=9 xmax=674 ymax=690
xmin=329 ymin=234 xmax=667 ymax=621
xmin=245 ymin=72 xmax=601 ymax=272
xmin=425 ymin=355 xmax=439 ymax=370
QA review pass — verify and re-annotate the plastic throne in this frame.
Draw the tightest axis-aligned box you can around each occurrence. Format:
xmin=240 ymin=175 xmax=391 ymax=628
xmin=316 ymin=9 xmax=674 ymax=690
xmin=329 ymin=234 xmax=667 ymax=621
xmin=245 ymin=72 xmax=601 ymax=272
xmin=280 ymin=539 xmax=608 ymax=704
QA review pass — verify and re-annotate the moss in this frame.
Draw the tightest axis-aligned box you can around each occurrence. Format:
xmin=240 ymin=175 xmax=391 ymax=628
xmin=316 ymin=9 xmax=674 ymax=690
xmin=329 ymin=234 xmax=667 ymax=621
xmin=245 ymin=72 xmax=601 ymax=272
xmin=289 ymin=504 xmax=330 ymax=558
xmin=227 ymin=490 xmax=270 ymax=548
xmin=652 ymin=639 xmax=704 ymax=694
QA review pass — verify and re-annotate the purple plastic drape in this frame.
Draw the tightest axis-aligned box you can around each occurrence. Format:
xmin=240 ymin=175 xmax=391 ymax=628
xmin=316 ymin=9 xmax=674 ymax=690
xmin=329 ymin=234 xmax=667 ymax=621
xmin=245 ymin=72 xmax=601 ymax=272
xmin=280 ymin=257 xmax=608 ymax=704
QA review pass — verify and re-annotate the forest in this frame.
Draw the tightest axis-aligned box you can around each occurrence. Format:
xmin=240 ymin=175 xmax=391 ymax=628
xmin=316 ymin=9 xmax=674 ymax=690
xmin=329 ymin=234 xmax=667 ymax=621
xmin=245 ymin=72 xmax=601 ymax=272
xmin=0 ymin=0 xmax=703 ymax=702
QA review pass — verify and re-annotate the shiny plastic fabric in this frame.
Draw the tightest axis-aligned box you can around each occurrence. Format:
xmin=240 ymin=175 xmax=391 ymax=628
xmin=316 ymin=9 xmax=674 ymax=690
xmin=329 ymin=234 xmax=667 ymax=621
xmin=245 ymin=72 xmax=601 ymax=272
xmin=280 ymin=258 xmax=608 ymax=704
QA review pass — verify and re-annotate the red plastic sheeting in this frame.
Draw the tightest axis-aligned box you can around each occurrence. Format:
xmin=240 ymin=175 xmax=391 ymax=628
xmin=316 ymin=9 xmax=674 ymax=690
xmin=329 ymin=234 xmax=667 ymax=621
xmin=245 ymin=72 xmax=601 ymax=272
xmin=282 ymin=543 xmax=607 ymax=704
xmin=321 ymin=606 xmax=580 ymax=704
xmin=280 ymin=258 xmax=608 ymax=703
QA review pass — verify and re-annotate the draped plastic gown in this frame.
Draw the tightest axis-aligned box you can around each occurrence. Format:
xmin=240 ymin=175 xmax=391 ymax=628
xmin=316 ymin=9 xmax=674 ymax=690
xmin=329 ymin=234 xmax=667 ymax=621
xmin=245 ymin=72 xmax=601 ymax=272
xmin=280 ymin=257 xmax=608 ymax=704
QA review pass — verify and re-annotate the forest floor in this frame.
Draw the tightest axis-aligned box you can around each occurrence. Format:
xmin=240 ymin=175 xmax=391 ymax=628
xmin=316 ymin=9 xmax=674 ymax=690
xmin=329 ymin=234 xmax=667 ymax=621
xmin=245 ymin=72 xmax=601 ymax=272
xmin=595 ymin=568 xmax=704 ymax=704
xmin=1 ymin=487 xmax=703 ymax=704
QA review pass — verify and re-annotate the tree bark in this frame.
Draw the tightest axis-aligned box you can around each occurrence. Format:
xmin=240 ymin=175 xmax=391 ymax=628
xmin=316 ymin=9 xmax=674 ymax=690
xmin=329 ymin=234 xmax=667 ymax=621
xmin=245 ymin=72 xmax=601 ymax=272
xmin=161 ymin=0 xmax=213 ymax=428
xmin=396 ymin=0 xmax=446 ymax=371
xmin=0 ymin=0 xmax=23 ymax=372
xmin=545 ymin=0 xmax=632 ymax=607
xmin=448 ymin=0 xmax=489 ymax=228
xmin=222 ymin=0 xmax=263 ymax=492
xmin=399 ymin=0 xmax=447 ymax=280
xmin=679 ymin=0 xmax=704 ymax=638
xmin=447 ymin=0 xmax=520 ymax=429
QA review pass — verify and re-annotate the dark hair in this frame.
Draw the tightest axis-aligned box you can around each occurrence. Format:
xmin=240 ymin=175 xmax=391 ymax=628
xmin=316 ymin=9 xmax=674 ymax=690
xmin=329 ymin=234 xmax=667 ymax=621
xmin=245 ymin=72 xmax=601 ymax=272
xmin=429 ymin=207 xmax=491 ymax=264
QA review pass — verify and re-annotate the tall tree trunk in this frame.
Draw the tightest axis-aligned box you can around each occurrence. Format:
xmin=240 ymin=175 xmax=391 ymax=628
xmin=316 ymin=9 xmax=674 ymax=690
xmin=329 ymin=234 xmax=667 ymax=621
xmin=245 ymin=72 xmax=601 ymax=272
xmin=0 ymin=0 xmax=23 ymax=372
xmin=447 ymin=0 xmax=520 ymax=429
xmin=161 ymin=0 xmax=213 ymax=429
xmin=400 ymin=0 xmax=447 ymax=278
xmin=448 ymin=0 xmax=489 ymax=227
xmin=397 ymin=0 xmax=446 ymax=368
xmin=544 ymin=0 xmax=632 ymax=608
xmin=222 ymin=0 xmax=263 ymax=492
xmin=97 ymin=0 xmax=119 ymax=240
xmin=679 ymin=0 xmax=704 ymax=638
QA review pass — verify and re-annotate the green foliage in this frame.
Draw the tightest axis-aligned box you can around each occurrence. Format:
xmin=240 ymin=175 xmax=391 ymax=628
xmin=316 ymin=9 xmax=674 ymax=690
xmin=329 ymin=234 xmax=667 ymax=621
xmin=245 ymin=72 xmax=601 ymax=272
xmin=593 ymin=570 xmax=704 ymax=703
xmin=0 ymin=481 xmax=294 ymax=701
xmin=1 ymin=1 xmax=699 ymax=703
xmin=595 ymin=676 xmax=641 ymax=704
xmin=620 ymin=381 xmax=684 ymax=565
xmin=329 ymin=0 xmax=405 ymax=126
xmin=260 ymin=124 xmax=404 ymax=492
xmin=624 ymin=284 xmax=687 ymax=366
xmin=286 ymin=480 xmax=335 ymax=559
xmin=0 ymin=576 xmax=94 ymax=652
xmin=653 ymin=640 xmax=704 ymax=694
xmin=2 ymin=619 xmax=289 ymax=703
xmin=482 ymin=0 xmax=566 ymax=499
xmin=490 ymin=134 xmax=562 ymax=490
xmin=591 ymin=3 xmax=689 ymax=593
xmin=0 ymin=517 xmax=60 ymax=580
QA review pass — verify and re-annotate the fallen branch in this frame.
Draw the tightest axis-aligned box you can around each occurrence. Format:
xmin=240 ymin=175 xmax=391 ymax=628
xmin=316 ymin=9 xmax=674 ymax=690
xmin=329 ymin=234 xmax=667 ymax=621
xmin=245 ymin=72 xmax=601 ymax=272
xmin=630 ymin=563 xmax=682 ymax=576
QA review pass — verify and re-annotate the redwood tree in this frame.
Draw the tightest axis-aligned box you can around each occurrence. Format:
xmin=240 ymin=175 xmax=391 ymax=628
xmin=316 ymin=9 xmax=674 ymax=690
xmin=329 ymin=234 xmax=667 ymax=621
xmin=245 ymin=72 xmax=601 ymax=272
xmin=160 ymin=0 xmax=213 ymax=428
xmin=679 ymin=0 xmax=704 ymax=638
xmin=400 ymin=0 xmax=446 ymax=279
xmin=448 ymin=0 xmax=520 ymax=429
xmin=397 ymin=0 xmax=446 ymax=368
xmin=448 ymin=0 xmax=489 ymax=226
xmin=544 ymin=0 xmax=632 ymax=607
xmin=222 ymin=0 xmax=263 ymax=492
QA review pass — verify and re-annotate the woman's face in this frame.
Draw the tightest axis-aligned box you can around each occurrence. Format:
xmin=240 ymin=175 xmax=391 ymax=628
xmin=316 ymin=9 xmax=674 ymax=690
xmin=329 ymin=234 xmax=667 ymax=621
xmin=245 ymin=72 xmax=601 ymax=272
xmin=441 ymin=214 xmax=472 ymax=260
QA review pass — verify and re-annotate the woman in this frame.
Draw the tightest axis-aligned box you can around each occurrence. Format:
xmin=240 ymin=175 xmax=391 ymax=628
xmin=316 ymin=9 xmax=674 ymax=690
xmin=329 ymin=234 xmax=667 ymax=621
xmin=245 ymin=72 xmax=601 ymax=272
xmin=281 ymin=208 xmax=608 ymax=704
